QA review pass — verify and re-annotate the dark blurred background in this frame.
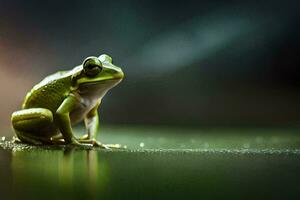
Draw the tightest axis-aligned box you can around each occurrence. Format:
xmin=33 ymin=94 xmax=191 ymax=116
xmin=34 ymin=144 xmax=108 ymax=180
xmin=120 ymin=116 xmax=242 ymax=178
xmin=0 ymin=0 xmax=300 ymax=131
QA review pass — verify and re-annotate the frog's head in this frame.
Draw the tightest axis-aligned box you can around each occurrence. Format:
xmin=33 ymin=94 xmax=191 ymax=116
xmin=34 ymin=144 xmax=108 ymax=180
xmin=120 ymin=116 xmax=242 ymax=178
xmin=71 ymin=54 xmax=124 ymax=95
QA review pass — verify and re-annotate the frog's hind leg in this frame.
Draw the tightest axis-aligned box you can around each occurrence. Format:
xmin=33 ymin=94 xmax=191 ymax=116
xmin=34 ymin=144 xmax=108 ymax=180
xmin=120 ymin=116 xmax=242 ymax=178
xmin=14 ymin=130 xmax=44 ymax=145
xmin=11 ymin=108 xmax=54 ymax=145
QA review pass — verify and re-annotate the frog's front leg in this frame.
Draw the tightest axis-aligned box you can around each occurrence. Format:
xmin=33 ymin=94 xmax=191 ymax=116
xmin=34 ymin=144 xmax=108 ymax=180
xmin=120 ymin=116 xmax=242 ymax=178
xmin=78 ymin=103 xmax=121 ymax=149
xmin=80 ymin=102 xmax=100 ymax=141
xmin=11 ymin=108 xmax=54 ymax=145
xmin=78 ymin=102 xmax=108 ymax=148
xmin=55 ymin=95 xmax=87 ymax=146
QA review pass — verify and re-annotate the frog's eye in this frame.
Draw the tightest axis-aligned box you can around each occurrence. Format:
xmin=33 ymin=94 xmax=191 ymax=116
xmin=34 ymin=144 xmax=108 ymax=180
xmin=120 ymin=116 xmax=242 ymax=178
xmin=99 ymin=54 xmax=113 ymax=63
xmin=83 ymin=56 xmax=103 ymax=77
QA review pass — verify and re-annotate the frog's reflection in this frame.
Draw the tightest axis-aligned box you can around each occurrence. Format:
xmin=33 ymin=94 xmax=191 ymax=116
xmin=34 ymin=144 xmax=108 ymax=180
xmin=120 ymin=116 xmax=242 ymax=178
xmin=60 ymin=147 xmax=102 ymax=194
xmin=11 ymin=147 xmax=109 ymax=198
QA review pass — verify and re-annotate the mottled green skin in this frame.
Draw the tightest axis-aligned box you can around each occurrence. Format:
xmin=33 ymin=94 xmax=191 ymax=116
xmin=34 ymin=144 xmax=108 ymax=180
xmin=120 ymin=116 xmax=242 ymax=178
xmin=11 ymin=54 xmax=124 ymax=147
xmin=23 ymin=71 xmax=72 ymax=113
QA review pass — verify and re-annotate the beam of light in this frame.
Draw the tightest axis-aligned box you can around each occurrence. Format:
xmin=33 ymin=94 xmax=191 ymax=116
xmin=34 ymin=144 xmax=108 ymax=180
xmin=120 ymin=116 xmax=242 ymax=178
xmin=129 ymin=8 xmax=289 ymax=77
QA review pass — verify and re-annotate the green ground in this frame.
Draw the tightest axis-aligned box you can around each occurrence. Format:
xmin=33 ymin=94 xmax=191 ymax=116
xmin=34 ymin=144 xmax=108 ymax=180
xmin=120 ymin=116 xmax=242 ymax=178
xmin=1 ymin=126 xmax=300 ymax=200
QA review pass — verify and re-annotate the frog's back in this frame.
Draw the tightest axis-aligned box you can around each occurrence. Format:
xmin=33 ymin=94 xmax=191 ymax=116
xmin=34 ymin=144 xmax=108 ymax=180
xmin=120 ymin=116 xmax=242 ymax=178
xmin=22 ymin=71 xmax=72 ymax=112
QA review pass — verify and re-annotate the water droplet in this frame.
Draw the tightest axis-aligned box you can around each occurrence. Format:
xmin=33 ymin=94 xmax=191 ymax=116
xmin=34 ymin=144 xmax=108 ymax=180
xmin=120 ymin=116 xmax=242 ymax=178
xmin=139 ymin=142 xmax=145 ymax=148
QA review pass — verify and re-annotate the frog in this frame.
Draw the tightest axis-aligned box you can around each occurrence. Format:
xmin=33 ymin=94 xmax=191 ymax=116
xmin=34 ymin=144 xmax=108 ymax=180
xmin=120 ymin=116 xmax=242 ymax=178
xmin=11 ymin=54 xmax=124 ymax=148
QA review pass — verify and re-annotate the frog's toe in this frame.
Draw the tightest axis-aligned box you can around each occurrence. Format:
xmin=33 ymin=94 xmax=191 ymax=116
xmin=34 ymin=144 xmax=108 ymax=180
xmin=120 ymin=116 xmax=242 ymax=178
xmin=12 ymin=136 xmax=21 ymax=143
xmin=49 ymin=137 xmax=65 ymax=145
xmin=79 ymin=134 xmax=89 ymax=140
xmin=97 ymin=142 xmax=124 ymax=149
xmin=104 ymin=144 xmax=122 ymax=149
xmin=78 ymin=139 xmax=114 ymax=149
xmin=68 ymin=140 xmax=93 ymax=147
xmin=91 ymin=140 xmax=111 ymax=149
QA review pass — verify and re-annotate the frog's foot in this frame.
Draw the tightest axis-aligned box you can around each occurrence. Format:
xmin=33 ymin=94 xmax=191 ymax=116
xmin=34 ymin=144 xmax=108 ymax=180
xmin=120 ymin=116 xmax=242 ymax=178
xmin=49 ymin=134 xmax=72 ymax=145
xmin=49 ymin=137 xmax=93 ymax=147
xmin=12 ymin=136 xmax=21 ymax=143
xmin=49 ymin=137 xmax=65 ymax=145
xmin=79 ymin=139 xmax=110 ymax=149
xmin=105 ymin=144 xmax=123 ymax=149
xmin=79 ymin=134 xmax=89 ymax=140
xmin=78 ymin=139 xmax=121 ymax=149
xmin=47 ymin=134 xmax=93 ymax=147
xmin=67 ymin=137 xmax=94 ymax=147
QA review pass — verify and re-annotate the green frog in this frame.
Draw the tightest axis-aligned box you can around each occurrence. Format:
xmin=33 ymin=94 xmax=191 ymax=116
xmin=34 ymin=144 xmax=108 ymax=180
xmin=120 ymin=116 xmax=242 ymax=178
xmin=11 ymin=54 xmax=124 ymax=148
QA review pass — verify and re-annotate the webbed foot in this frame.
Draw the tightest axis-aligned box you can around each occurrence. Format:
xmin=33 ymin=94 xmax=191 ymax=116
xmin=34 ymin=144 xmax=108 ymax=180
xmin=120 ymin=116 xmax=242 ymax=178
xmin=78 ymin=139 xmax=122 ymax=149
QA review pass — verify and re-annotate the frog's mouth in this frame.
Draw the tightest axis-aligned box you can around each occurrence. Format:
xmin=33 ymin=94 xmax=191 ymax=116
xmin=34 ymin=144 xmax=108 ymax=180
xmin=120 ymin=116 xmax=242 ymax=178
xmin=77 ymin=78 xmax=123 ymax=95
xmin=82 ymin=78 xmax=122 ymax=86
xmin=77 ymin=75 xmax=123 ymax=86
xmin=77 ymin=79 xmax=122 ymax=97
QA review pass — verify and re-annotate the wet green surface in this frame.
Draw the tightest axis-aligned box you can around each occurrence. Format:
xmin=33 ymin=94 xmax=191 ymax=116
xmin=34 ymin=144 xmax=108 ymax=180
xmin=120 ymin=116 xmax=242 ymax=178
xmin=1 ymin=126 xmax=300 ymax=200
